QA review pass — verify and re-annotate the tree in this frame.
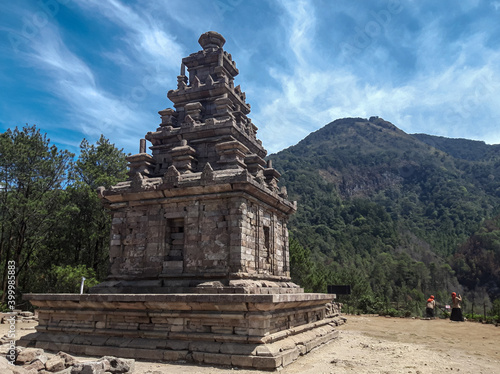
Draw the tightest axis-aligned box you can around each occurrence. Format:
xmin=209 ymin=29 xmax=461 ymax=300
xmin=51 ymin=135 xmax=128 ymax=279
xmin=74 ymin=135 xmax=129 ymax=190
xmin=289 ymin=236 xmax=328 ymax=292
xmin=289 ymin=236 xmax=313 ymax=290
xmin=0 ymin=125 xmax=73 ymax=301
xmin=49 ymin=265 xmax=99 ymax=293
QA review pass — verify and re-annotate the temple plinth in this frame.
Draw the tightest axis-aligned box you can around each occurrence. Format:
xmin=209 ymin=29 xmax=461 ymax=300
xmin=20 ymin=31 xmax=343 ymax=370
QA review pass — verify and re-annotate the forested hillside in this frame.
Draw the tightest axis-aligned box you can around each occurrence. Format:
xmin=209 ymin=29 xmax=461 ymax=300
xmin=270 ymin=117 xmax=500 ymax=317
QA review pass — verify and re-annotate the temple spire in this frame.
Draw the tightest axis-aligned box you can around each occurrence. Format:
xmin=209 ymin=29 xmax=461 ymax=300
xmin=198 ymin=31 xmax=226 ymax=49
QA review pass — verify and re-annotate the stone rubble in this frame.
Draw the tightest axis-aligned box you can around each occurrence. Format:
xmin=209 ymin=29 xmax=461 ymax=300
xmin=1 ymin=311 xmax=38 ymax=325
xmin=0 ymin=348 xmax=134 ymax=374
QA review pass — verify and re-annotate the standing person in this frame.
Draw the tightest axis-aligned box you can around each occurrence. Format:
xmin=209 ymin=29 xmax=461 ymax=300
xmin=426 ymin=295 xmax=436 ymax=318
xmin=450 ymin=292 xmax=464 ymax=322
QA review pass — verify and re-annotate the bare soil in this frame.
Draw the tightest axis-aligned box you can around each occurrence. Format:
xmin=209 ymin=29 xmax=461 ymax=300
xmin=4 ymin=314 xmax=500 ymax=373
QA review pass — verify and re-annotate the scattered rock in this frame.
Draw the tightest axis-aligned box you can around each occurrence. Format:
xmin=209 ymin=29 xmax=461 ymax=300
xmin=41 ymin=369 xmax=72 ymax=374
xmin=24 ymin=358 xmax=46 ymax=371
xmin=101 ymin=356 xmax=135 ymax=373
xmin=0 ymin=356 xmax=14 ymax=374
xmin=57 ymin=351 xmax=78 ymax=367
xmin=8 ymin=348 xmax=134 ymax=374
xmin=45 ymin=356 xmax=66 ymax=372
xmin=16 ymin=348 xmax=45 ymax=365
xmin=70 ymin=361 xmax=105 ymax=374
xmin=1 ymin=334 xmax=12 ymax=345
xmin=18 ymin=312 xmax=34 ymax=318
xmin=1 ymin=311 xmax=37 ymax=324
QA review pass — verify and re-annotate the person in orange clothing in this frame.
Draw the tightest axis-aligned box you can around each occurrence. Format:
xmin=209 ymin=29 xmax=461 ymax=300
xmin=425 ymin=295 xmax=436 ymax=318
xmin=450 ymin=292 xmax=464 ymax=322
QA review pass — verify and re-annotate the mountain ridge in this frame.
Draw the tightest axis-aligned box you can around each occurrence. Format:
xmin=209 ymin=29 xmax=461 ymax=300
xmin=411 ymin=133 xmax=500 ymax=161
xmin=269 ymin=116 xmax=500 ymax=313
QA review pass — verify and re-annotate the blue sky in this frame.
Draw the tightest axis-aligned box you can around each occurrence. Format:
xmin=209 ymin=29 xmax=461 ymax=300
xmin=1 ymin=0 xmax=500 ymax=156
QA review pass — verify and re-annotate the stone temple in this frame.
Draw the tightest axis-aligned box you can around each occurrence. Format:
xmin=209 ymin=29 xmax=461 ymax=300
xmin=21 ymin=31 xmax=342 ymax=370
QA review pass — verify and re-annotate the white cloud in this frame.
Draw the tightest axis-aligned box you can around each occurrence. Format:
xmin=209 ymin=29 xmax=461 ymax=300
xmin=252 ymin=0 xmax=500 ymax=153
xmin=74 ymin=0 xmax=184 ymax=71
xmin=4 ymin=1 xmax=193 ymax=152
xmin=26 ymin=25 xmax=146 ymax=149
xmin=278 ymin=0 xmax=315 ymax=68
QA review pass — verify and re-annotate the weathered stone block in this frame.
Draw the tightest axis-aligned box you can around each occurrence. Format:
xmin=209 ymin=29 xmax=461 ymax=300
xmin=57 ymin=351 xmax=77 ymax=367
xmin=163 ymin=350 xmax=189 ymax=361
xmin=211 ymin=326 xmax=234 ymax=334
xmin=104 ymin=337 xmax=132 ymax=348
xmin=72 ymin=335 xmax=108 ymax=346
xmin=202 ymin=352 xmax=232 ymax=366
xmin=45 ymin=355 xmax=66 ymax=372
xmin=281 ymin=347 xmax=300 ymax=366
xmin=126 ymin=338 xmax=164 ymax=349
xmin=16 ymin=348 xmax=44 ymax=364
xmin=220 ymin=343 xmax=258 ymax=355
xmin=24 ymin=359 xmax=46 ymax=372
xmin=165 ymin=340 xmax=189 ymax=350
xmin=229 ymin=354 xmax=253 ymax=368
xmin=191 ymin=351 xmax=204 ymax=363
xmin=101 ymin=356 xmax=135 ymax=373
xmin=70 ymin=361 xmax=105 ymax=374
xmin=252 ymin=355 xmax=282 ymax=370
xmin=189 ymin=341 xmax=222 ymax=353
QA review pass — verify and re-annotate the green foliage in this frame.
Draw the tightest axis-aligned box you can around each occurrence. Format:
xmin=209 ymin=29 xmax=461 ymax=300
xmin=49 ymin=265 xmax=99 ymax=293
xmin=381 ymin=308 xmax=400 ymax=317
xmin=74 ymin=135 xmax=128 ymax=189
xmin=289 ymin=237 xmax=328 ymax=292
xmin=0 ymin=302 xmax=13 ymax=312
xmin=355 ymin=295 xmax=382 ymax=314
xmin=51 ymin=136 xmax=129 ymax=279
xmin=289 ymin=237 xmax=311 ymax=289
xmin=452 ymin=216 xmax=500 ymax=299
xmin=413 ymin=133 xmax=500 ymax=162
xmin=0 ymin=125 xmax=73 ymax=301
xmin=0 ymin=126 xmax=128 ymax=299
xmin=463 ymin=313 xmax=496 ymax=324
xmin=492 ymin=299 xmax=500 ymax=318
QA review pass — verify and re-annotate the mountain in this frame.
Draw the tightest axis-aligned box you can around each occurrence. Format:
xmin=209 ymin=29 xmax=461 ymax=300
xmin=412 ymin=133 xmax=500 ymax=162
xmin=269 ymin=117 xmax=500 ymax=314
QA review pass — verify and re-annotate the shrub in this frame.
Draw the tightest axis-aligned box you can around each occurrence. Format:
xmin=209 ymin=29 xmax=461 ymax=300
xmin=49 ymin=265 xmax=99 ymax=293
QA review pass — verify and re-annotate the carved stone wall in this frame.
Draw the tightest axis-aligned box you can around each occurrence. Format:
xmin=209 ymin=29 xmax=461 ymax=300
xmin=104 ymin=195 xmax=290 ymax=283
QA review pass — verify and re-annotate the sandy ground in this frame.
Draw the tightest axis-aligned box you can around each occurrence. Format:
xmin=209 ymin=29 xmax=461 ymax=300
xmin=3 ymin=315 xmax=500 ymax=373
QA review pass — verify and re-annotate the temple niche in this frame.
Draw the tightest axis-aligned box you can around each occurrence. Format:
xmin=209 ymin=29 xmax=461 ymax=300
xmin=21 ymin=32 xmax=342 ymax=370
xmin=93 ymin=31 xmax=297 ymax=294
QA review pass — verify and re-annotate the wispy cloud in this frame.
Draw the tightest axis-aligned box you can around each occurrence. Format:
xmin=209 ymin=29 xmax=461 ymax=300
xmin=253 ymin=0 xmax=324 ymax=152
xmin=74 ymin=0 xmax=184 ymax=71
xmin=253 ymin=0 xmax=500 ymax=153
xmin=280 ymin=0 xmax=315 ymax=68
xmin=30 ymin=28 xmax=95 ymax=86
xmin=26 ymin=25 xmax=146 ymax=149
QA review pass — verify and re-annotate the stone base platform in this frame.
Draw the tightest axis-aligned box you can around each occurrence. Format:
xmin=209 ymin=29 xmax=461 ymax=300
xmin=19 ymin=293 xmax=343 ymax=370
xmin=89 ymin=277 xmax=305 ymax=295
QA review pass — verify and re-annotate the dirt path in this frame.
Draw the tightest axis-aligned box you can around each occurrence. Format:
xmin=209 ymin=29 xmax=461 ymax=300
xmin=4 ymin=315 xmax=500 ymax=373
